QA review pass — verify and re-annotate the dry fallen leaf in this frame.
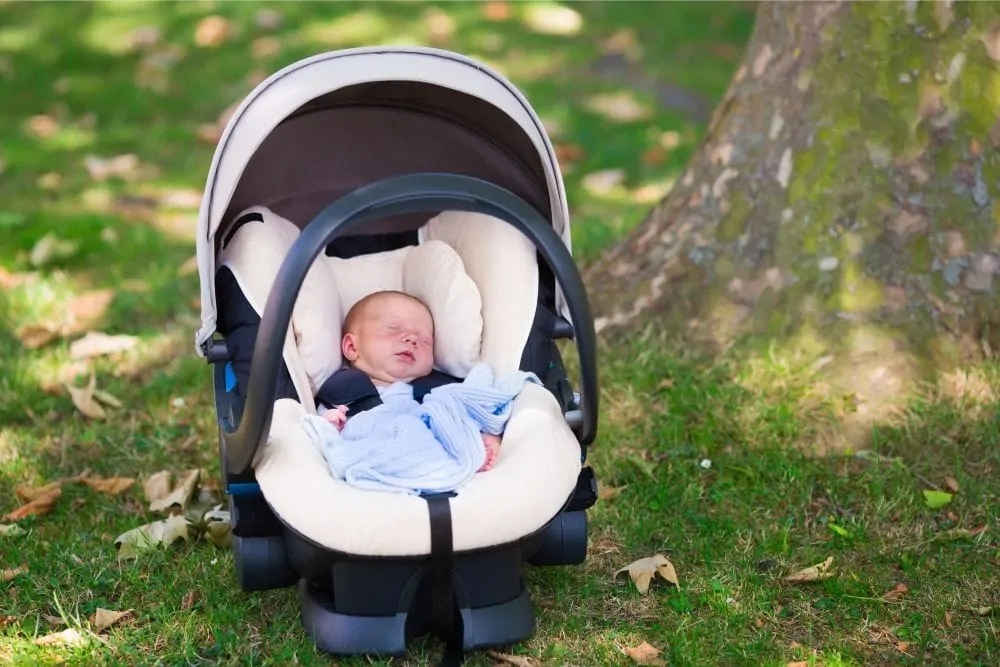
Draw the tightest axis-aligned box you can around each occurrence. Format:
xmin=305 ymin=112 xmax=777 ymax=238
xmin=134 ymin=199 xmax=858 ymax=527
xmin=203 ymin=508 xmax=232 ymax=548
xmin=786 ymin=662 xmax=808 ymax=667
xmin=255 ymin=8 xmax=283 ymax=30
xmin=482 ymin=1 xmax=511 ymax=22
xmin=0 ymin=614 xmax=16 ymax=629
xmin=81 ymin=476 xmax=135 ymax=495
xmin=29 ymin=232 xmax=79 ymax=267
xmin=522 ymin=3 xmax=582 ymax=36
xmin=194 ymin=15 xmax=233 ymax=48
xmin=67 ymin=288 xmax=115 ymax=331
xmin=967 ymin=606 xmax=994 ymax=616
xmin=1 ymin=563 xmax=28 ymax=582
xmin=115 ymin=514 xmax=191 ymax=560
xmin=148 ymin=469 xmax=200 ymax=513
xmin=0 ymin=523 xmax=27 ymax=537
xmin=945 ymin=610 xmax=953 ymax=627
xmin=180 ymin=590 xmax=198 ymax=610
xmin=16 ymin=480 xmax=63 ymax=503
xmin=615 ymin=554 xmax=679 ymax=594
xmin=69 ymin=331 xmax=139 ymax=359
xmin=599 ymin=485 xmax=626 ymax=501
xmin=66 ymin=374 xmax=106 ymax=420
xmin=883 ymin=583 xmax=908 ymax=601
xmin=143 ymin=471 xmax=172 ymax=503
xmin=3 ymin=487 xmax=61 ymax=521
xmin=15 ymin=323 xmax=59 ymax=349
xmin=34 ymin=628 xmax=87 ymax=647
xmin=944 ymin=476 xmax=960 ymax=493
xmin=785 ymin=556 xmax=836 ymax=583
xmin=487 ymin=651 xmax=538 ymax=666
xmin=90 ymin=607 xmax=132 ymax=632
xmin=625 ymin=641 xmax=664 ymax=665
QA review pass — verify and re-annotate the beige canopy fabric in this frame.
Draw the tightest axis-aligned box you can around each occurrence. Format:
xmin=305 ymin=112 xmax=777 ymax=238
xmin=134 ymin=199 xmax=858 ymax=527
xmin=194 ymin=46 xmax=573 ymax=355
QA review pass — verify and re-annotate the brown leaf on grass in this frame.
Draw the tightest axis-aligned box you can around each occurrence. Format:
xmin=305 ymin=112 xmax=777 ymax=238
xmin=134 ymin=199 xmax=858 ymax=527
xmin=90 ymin=608 xmax=132 ymax=632
xmin=194 ymin=16 xmax=233 ymax=48
xmin=15 ymin=323 xmax=59 ymax=349
xmin=1 ymin=564 xmax=28 ymax=582
xmin=81 ymin=476 xmax=135 ymax=495
xmin=143 ymin=471 xmax=172 ymax=504
xmin=69 ymin=332 xmax=139 ymax=359
xmin=896 ymin=641 xmax=912 ymax=655
xmin=600 ymin=29 xmax=642 ymax=63
xmin=255 ymin=8 xmax=283 ymax=30
xmin=615 ymin=554 xmax=679 ymax=594
xmin=883 ymin=583 xmax=908 ymax=601
xmin=981 ymin=22 xmax=1000 ymax=62
xmin=482 ymin=1 xmax=512 ymax=22
xmin=251 ymin=36 xmax=280 ymax=60
xmin=180 ymin=590 xmax=198 ymax=610
xmin=16 ymin=481 xmax=63 ymax=503
xmin=67 ymin=289 xmax=115 ymax=331
xmin=966 ymin=606 xmax=994 ymax=616
xmin=554 ymin=143 xmax=584 ymax=165
xmin=29 ymin=232 xmax=79 ymax=267
xmin=34 ymin=628 xmax=87 ymax=647
xmin=488 ymin=651 xmax=538 ymax=666
xmin=0 ymin=523 xmax=27 ymax=537
xmin=3 ymin=487 xmax=61 ymax=521
xmin=27 ymin=114 xmax=60 ymax=138
xmin=83 ymin=154 xmax=141 ymax=182
xmin=148 ymin=469 xmax=200 ymax=513
xmin=114 ymin=514 xmax=191 ymax=560
xmin=784 ymin=556 xmax=835 ymax=583
xmin=599 ymin=485 xmax=626 ymax=501
xmin=944 ymin=476 xmax=960 ymax=493
xmin=203 ymin=508 xmax=232 ymax=548
xmin=66 ymin=374 xmax=106 ymax=420
xmin=945 ymin=610 xmax=953 ymax=627
xmin=0 ymin=614 xmax=17 ymax=628
xmin=786 ymin=662 xmax=808 ymax=667
xmin=641 ymin=146 xmax=667 ymax=166
xmin=625 ymin=641 xmax=664 ymax=665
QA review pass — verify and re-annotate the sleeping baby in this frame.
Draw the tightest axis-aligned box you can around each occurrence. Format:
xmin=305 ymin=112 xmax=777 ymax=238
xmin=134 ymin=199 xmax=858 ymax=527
xmin=319 ymin=290 xmax=502 ymax=472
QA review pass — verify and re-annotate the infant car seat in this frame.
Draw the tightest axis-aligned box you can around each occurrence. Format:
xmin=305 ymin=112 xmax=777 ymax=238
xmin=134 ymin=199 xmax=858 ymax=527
xmin=192 ymin=47 xmax=600 ymax=664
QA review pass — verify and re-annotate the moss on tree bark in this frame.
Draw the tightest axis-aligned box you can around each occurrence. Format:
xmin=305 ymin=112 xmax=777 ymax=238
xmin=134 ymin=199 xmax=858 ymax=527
xmin=586 ymin=0 xmax=1000 ymax=446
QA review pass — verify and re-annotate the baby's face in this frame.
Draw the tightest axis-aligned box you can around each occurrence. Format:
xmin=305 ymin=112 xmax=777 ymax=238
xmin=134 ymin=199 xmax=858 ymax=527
xmin=342 ymin=295 xmax=435 ymax=385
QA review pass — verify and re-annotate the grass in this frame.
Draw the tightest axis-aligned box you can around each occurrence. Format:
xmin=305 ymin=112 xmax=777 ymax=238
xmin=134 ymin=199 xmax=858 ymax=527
xmin=1 ymin=1 xmax=998 ymax=665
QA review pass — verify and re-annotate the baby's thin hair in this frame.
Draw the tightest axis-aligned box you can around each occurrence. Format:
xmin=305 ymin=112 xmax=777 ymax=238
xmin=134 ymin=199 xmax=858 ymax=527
xmin=343 ymin=290 xmax=431 ymax=334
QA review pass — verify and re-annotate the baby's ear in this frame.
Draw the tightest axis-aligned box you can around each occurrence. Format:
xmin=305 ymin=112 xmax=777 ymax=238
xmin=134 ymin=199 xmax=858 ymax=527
xmin=341 ymin=333 xmax=359 ymax=361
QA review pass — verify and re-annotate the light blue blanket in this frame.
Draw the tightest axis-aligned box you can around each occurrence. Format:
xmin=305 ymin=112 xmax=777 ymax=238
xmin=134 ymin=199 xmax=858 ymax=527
xmin=299 ymin=364 xmax=539 ymax=495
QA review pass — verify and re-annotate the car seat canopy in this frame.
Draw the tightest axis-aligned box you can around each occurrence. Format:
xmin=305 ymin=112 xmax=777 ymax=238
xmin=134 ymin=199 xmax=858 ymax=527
xmin=193 ymin=46 xmax=575 ymax=355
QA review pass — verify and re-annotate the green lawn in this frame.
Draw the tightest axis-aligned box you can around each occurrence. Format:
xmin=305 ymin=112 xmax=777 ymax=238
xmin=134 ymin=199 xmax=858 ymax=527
xmin=2 ymin=1 xmax=998 ymax=665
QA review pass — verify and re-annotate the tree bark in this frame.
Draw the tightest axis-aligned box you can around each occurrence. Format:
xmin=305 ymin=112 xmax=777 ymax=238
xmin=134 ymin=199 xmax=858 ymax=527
xmin=586 ymin=0 xmax=1000 ymax=445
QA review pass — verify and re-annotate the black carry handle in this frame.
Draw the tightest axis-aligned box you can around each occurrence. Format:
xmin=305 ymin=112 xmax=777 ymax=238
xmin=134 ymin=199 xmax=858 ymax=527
xmin=221 ymin=173 xmax=600 ymax=475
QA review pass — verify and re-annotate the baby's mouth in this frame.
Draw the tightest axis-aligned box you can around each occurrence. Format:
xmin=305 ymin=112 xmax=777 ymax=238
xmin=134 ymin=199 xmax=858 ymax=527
xmin=395 ymin=350 xmax=415 ymax=363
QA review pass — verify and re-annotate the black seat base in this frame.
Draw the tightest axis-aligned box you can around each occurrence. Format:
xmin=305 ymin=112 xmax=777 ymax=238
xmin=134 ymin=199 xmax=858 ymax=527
xmin=300 ymin=577 xmax=535 ymax=656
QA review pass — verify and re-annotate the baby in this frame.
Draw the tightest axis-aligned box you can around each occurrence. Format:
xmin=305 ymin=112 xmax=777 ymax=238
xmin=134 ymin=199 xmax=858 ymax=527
xmin=322 ymin=290 xmax=502 ymax=472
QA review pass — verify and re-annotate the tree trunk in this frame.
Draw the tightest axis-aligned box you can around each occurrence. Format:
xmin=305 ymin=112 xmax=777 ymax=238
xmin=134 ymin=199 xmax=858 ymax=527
xmin=586 ymin=0 xmax=1000 ymax=446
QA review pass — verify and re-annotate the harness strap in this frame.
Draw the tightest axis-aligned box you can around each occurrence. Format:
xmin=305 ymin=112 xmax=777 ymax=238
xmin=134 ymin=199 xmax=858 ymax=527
xmin=424 ymin=494 xmax=464 ymax=666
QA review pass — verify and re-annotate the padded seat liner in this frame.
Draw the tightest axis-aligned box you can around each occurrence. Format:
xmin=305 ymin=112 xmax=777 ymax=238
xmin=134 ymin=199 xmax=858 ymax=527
xmin=254 ymin=382 xmax=581 ymax=557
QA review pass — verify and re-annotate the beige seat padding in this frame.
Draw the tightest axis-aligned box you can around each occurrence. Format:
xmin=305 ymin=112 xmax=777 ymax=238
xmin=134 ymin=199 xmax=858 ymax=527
xmin=256 ymin=383 xmax=581 ymax=556
xmin=217 ymin=206 xmax=581 ymax=556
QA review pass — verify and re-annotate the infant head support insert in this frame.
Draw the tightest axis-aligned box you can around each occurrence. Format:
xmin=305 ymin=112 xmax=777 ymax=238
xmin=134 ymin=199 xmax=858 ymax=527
xmin=194 ymin=46 xmax=600 ymax=662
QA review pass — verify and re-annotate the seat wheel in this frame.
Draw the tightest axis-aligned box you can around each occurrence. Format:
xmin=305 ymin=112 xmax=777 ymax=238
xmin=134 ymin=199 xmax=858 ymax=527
xmin=233 ymin=534 xmax=299 ymax=591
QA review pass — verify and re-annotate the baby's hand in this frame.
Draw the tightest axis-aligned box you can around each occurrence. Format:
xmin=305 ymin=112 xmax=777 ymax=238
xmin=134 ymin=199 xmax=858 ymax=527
xmin=323 ymin=405 xmax=349 ymax=431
